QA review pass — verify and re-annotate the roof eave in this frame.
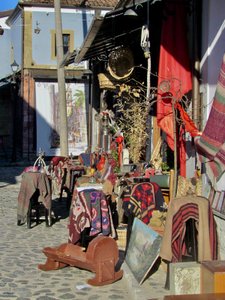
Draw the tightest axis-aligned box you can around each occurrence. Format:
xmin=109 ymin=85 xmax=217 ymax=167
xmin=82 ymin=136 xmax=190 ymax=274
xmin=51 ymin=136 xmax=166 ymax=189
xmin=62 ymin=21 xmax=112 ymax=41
xmin=75 ymin=16 xmax=104 ymax=63
xmin=6 ymin=5 xmax=22 ymax=26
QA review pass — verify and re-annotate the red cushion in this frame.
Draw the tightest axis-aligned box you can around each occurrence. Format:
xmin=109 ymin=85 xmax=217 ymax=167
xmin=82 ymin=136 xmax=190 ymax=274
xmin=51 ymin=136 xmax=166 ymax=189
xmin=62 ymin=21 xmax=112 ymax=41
xmin=51 ymin=156 xmax=67 ymax=166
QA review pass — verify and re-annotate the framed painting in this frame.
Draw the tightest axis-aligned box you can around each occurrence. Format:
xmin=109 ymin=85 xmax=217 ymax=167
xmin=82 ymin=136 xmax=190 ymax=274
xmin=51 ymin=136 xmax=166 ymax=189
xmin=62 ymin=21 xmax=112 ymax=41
xmin=125 ymin=218 xmax=162 ymax=285
xmin=35 ymin=81 xmax=88 ymax=156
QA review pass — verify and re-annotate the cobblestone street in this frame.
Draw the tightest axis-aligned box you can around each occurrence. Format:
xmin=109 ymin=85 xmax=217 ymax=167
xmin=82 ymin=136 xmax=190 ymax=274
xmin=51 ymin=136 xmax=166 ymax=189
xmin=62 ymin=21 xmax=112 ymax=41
xmin=0 ymin=166 xmax=169 ymax=300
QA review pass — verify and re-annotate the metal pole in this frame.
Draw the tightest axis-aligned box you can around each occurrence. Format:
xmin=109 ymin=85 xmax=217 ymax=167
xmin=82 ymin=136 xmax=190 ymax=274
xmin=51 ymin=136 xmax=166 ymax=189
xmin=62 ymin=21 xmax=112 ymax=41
xmin=192 ymin=0 xmax=201 ymax=130
xmin=88 ymin=73 xmax=93 ymax=152
xmin=54 ymin=0 xmax=68 ymax=156
xmin=11 ymin=79 xmax=17 ymax=162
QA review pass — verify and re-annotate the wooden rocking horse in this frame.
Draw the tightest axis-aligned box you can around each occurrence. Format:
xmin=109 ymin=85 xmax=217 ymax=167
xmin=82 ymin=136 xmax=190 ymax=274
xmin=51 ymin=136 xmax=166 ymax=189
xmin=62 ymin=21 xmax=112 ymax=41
xmin=38 ymin=235 xmax=123 ymax=286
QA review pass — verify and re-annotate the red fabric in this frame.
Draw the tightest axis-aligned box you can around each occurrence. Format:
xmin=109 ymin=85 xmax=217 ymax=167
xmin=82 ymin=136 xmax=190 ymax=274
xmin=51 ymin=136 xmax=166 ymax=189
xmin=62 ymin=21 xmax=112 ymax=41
xmin=51 ymin=156 xmax=67 ymax=166
xmin=176 ymin=103 xmax=200 ymax=137
xmin=176 ymin=103 xmax=200 ymax=177
xmin=179 ymin=126 xmax=186 ymax=177
xmin=157 ymin=0 xmax=193 ymax=177
xmin=157 ymin=92 xmax=174 ymax=150
xmin=157 ymin=1 xmax=192 ymax=102
xmin=96 ymin=155 xmax=106 ymax=171
xmin=115 ymin=136 xmax=124 ymax=167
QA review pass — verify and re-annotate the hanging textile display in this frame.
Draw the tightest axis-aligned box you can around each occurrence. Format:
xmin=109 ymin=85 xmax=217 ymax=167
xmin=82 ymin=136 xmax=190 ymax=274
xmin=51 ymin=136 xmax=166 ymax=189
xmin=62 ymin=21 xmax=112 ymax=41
xmin=156 ymin=0 xmax=193 ymax=177
xmin=176 ymin=103 xmax=200 ymax=138
xmin=195 ymin=53 xmax=225 ymax=183
xmin=157 ymin=88 xmax=174 ymax=151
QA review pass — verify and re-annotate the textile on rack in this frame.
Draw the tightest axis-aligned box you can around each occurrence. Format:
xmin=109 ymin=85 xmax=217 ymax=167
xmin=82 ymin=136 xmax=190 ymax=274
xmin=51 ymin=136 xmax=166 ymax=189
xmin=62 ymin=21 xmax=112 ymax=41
xmin=122 ymin=182 xmax=165 ymax=225
xmin=160 ymin=195 xmax=218 ymax=263
xmin=17 ymin=172 xmax=51 ymax=224
xmin=48 ymin=156 xmax=68 ymax=194
xmin=68 ymin=188 xmax=111 ymax=244
xmin=195 ymin=53 xmax=225 ymax=183
xmin=78 ymin=153 xmax=94 ymax=167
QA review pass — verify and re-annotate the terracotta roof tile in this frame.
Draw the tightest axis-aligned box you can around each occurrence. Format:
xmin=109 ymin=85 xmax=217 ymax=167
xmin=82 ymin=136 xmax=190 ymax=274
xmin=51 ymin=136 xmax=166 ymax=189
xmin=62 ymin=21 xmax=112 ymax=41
xmin=0 ymin=10 xmax=13 ymax=17
xmin=18 ymin=0 xmax=119 ymax=9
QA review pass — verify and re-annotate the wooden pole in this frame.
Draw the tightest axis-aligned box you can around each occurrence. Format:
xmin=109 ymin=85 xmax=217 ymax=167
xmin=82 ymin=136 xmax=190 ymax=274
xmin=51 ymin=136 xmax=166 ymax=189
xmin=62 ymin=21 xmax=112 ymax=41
xmin=172 ymin=99 xmax=177 ymax=198
xmin=54 ymin=0 xmax=68 ymax=156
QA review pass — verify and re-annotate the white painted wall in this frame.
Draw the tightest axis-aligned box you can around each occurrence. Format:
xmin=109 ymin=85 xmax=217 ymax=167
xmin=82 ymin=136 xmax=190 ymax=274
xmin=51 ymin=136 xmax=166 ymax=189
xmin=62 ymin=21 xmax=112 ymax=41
xmin=201 ymin=0 xmax=225 ymax=123
xmin=30 ymin=8 xmax=95 ymax=67
xmin=0 ymin=13 xmax=22 ymax=80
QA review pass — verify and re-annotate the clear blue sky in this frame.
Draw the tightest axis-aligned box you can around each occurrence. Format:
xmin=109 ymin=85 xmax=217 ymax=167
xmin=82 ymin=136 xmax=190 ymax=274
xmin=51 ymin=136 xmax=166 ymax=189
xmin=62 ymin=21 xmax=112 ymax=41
xmin=0 ymin=0 xmax=18 ymax=11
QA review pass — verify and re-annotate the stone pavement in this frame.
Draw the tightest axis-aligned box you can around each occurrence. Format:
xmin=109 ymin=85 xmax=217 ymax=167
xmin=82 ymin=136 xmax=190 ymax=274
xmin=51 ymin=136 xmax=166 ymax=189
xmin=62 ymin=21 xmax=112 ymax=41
xmin=0 ymin=165 xmax=171 ymax=300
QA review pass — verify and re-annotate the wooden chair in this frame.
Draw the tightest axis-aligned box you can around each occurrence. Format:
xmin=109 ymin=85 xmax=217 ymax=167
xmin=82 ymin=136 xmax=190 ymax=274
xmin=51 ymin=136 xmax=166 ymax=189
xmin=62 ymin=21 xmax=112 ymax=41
xmin=26 ymin=189 xmax=52 ymax=229
xmin=17 ymin=172 xmax=52 ymax=228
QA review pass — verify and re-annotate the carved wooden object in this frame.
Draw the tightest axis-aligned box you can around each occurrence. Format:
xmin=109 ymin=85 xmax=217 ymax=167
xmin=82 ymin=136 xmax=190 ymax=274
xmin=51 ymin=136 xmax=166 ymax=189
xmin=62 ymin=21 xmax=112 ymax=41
xmin=38 ymin=235 xmax=123 ymax=286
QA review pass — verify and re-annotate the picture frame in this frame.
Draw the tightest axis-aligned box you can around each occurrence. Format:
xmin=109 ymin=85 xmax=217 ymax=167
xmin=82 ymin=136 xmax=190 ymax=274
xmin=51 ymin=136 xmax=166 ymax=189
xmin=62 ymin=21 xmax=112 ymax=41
xmin=125 ymin=218 xmax=162 ymax=285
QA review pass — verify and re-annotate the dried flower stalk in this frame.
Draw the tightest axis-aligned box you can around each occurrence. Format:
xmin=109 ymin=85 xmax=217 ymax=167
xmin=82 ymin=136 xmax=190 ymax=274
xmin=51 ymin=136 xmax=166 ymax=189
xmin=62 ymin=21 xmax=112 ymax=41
xmin=114 ymin=82 xmax=154 ymax=163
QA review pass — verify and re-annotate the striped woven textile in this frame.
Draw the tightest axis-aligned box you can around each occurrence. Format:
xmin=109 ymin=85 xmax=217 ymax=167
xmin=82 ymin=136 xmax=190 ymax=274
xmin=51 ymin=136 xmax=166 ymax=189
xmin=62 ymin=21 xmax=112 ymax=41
xmin=160 ymin=195 xmax=218 ymax=263
xmin=171 ymin=201 xmax=217 ymax=262
xmin=171 ymin=203 xmax=199 ymax=262
xmin=195 ymin=53 xmax=225 ymax=182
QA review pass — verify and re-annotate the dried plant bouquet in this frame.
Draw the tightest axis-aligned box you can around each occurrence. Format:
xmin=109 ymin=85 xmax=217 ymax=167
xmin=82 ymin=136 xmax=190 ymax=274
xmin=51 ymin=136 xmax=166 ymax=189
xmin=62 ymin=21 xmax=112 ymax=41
xmin=114 ymin=83 xmax=154 ymax=163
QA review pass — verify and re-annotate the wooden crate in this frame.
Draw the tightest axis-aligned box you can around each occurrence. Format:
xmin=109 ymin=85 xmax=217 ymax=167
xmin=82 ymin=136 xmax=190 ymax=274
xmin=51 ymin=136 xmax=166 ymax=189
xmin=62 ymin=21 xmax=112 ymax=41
xmin=169 ymin=262 xmax=201 ymax=295
xmin=201 ymin=260 xmax=225 ymax=293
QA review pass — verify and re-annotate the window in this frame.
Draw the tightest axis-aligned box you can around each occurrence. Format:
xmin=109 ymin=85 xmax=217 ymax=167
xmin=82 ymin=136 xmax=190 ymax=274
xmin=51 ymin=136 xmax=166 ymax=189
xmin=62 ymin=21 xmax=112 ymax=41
xmin=62 ymin=34 xmax=70 ymax=54
xmin=51 ymin=30 xmax=74 ymax=60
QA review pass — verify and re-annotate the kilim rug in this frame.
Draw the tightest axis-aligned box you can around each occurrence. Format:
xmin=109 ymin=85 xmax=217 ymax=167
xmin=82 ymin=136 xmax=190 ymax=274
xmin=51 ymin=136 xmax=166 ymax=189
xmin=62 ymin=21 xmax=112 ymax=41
xmin=195 ymin=53 xmax=225 ymax=184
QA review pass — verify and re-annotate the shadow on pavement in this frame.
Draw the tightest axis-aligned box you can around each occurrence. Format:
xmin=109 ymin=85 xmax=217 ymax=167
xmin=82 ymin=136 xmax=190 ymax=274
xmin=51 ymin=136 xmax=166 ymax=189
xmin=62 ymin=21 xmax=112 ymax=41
xmin=0 ymin=166 xmax=24 ymax=185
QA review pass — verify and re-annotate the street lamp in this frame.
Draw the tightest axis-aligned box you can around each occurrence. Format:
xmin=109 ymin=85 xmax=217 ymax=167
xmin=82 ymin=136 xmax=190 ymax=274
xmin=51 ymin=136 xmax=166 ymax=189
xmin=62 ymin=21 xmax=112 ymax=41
xmin=10 ymin=59 xmax=19 ymax=162
xmin=34 ymin=21 xmax=41 ymax=34
xmin=11 ymin=60 xmax=19 ymax=83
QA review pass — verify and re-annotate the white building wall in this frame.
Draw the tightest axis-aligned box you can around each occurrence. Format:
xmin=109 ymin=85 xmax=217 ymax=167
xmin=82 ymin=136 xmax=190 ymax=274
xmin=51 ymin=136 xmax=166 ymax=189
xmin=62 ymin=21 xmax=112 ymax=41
xmin=0 ymin=17 xmax=13 ymax=79
xmin=0 ymin=14 xmax=22 ymax=80
xmin=201 ymin=0 xmax=225 ymax=123
xmin=29 ymin=7 xmax=95 ymax=67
